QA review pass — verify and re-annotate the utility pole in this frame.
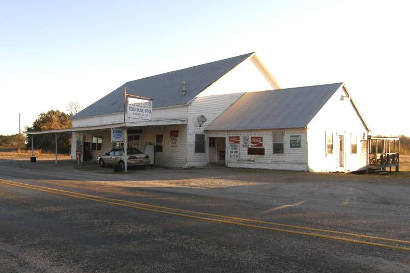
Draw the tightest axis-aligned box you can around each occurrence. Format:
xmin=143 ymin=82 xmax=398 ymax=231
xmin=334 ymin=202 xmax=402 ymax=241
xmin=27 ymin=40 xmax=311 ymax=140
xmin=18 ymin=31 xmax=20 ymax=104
xmin=18 ymin=113 xmax=21 ymax=134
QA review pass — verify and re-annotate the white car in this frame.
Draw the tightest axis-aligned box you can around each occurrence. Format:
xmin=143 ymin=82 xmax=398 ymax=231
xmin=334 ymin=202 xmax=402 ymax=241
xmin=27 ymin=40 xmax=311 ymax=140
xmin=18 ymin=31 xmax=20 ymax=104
xmin=97 ymin=148 xmax=150 ymax=170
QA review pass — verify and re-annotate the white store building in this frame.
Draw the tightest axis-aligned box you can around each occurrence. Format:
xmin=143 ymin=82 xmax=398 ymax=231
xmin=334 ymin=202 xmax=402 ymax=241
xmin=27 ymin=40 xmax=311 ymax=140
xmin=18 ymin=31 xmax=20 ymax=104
xmin=67 ymin=52 xmax=369 ymax=172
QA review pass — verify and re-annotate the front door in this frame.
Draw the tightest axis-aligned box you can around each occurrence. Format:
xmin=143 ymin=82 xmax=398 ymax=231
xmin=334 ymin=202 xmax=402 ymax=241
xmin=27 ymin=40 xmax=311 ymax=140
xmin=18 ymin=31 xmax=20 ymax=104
xmin=339 ymin=135 xmax=344 ymax=168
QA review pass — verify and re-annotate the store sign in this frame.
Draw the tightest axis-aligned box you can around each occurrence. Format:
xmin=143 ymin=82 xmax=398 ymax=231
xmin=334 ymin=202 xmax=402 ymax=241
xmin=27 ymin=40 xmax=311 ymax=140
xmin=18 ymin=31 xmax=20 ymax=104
xmin=127 ymin=97 xmax=152 ymax=122
xmin=250 ymin=136 xmax=263 ymax=147
xmin=111 ymin=128 xmax=123 ymax=142
xmin=229 ymin=136 xmax=240 ymax=144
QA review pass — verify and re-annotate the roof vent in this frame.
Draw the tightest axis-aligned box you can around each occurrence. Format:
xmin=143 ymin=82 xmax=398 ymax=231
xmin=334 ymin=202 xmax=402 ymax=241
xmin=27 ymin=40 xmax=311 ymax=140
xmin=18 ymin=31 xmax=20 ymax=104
xmin=181 ymin=81 xmax=187 ymax=96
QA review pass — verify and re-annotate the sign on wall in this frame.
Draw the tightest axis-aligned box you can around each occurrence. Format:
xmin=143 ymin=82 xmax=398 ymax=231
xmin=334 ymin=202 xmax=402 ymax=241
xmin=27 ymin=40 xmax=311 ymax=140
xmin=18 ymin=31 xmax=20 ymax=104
xmin=290 ymin=135 xmax=301 ymax=148
xmin=229 ymin=136 xmax=240 ymax=159
xmin=111 ymin=128 xmax=123 ymax=142
xmin=127 ymin=97 xmax=152 ymax=122
xmin=250 ymin=136 xmax=263 ymax=147
xmin=229 ymin=136 xmax=240 ymax=144
xmin=170 ymin=130 xmax=179 ymax=147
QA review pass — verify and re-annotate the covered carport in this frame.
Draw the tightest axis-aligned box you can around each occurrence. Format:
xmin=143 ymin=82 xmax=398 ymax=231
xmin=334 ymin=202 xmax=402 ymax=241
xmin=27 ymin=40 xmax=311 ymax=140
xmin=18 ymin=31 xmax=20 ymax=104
xmin=26 ymin=123 xmax=127 ymax=169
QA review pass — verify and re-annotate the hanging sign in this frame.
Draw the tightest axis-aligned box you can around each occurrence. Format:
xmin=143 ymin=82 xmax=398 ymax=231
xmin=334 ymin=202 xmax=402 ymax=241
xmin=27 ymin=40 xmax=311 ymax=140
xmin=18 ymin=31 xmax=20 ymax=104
xmin=127 ymin=97 xmax=152 ymax=122
xmin=111 ymin=128 xmax=123 ymax=142
xmin=250 ymin=136 xmax=263 ymax=147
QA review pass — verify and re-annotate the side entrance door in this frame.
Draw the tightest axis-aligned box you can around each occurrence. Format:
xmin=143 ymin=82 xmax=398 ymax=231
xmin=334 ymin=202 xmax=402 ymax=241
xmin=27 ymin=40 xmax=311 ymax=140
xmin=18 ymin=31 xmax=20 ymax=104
xmin=339 ymin=135 xmax=345 ymax=168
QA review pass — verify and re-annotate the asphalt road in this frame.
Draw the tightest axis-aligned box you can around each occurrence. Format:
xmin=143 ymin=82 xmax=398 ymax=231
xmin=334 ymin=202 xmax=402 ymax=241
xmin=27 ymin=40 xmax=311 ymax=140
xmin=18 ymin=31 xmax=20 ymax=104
xmin=0 ymin=159 xmax=409 ymax=273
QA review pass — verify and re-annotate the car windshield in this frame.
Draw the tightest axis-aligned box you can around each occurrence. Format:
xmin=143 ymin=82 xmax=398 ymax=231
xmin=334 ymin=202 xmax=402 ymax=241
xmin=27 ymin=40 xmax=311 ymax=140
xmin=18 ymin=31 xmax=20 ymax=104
xmin=127 ymin=148 xmax=143 ymax=154
xmin=114 ymin=150 xmax=123 ymax=156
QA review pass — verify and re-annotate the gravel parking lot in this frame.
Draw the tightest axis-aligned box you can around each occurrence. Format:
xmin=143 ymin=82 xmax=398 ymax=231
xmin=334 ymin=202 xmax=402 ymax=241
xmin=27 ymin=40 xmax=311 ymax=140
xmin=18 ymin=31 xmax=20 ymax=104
xmin=0 ymin=159 xmax=409 ymax=273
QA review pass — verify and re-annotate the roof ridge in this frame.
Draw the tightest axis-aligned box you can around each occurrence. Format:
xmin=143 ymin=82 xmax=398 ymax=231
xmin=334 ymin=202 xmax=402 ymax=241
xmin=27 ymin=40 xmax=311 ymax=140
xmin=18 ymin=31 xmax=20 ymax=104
xmin=243 ymin=82 xmax=344 ymax=95
xmin=126 ymin=52 xmax=255 ymax=84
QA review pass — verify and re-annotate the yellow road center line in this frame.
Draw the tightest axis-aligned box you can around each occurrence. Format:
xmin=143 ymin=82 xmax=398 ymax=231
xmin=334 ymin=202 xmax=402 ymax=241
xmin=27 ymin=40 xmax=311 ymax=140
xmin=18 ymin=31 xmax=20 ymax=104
xmin=1 ymin=179 xmax=409 ymax=252
xmin=4 ymin=179 xmax=409 ymax=246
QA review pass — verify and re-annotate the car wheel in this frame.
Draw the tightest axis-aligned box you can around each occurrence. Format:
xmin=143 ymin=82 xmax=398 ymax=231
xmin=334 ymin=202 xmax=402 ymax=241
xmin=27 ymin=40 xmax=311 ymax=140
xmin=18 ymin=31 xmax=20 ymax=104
xmin=99 ymin=159 xmax=105 ymax=168
xmin=118 ymin=161 xmax=125 ymax=171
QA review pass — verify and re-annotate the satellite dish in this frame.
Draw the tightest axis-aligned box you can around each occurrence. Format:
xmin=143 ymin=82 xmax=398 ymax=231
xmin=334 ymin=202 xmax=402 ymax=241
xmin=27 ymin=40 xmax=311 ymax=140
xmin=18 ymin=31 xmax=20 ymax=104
xmin=197 ymin=115 xmax=207 ymax=127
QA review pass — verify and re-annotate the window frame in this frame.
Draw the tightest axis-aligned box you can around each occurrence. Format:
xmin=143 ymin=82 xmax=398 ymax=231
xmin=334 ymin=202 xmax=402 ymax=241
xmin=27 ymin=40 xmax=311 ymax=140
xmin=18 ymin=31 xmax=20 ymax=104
xmin=351 ymin=134 xmax=357 ymax=154
xmin=272 ymin=131 xmax=284 ymax=154
xmin=92 ymin=136 xmax=103 ymax=151
xmin=326 ymin=132 xmax=333 ymax=154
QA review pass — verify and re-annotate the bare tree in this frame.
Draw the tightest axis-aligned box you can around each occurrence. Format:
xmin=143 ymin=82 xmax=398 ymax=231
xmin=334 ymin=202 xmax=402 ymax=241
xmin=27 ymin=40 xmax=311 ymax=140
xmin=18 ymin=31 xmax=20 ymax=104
xmin=67 ymin=101 xmax=82 ymax=116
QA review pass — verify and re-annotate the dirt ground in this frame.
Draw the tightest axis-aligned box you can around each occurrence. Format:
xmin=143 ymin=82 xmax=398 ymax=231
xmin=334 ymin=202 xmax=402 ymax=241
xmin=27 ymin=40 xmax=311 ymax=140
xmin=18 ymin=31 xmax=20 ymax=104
xmin=0 ymin=150 xmax=71 ymax=160
xmin=400 ymin=155 xmax=410 ymax=171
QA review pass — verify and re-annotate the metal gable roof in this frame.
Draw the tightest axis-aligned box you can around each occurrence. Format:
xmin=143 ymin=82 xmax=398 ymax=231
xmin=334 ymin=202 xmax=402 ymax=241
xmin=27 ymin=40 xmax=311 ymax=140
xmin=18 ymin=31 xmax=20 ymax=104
xmin=206 ymin=83 xmax=344 ymax=131
xmin=73 ymin=53 xmax=254 ymax=120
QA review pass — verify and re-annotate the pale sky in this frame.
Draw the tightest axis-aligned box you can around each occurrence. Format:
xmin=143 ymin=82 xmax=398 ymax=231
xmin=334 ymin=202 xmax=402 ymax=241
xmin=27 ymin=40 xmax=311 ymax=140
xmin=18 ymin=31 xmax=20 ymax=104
xmin=1 ymin=0 xmax=409 ymax=135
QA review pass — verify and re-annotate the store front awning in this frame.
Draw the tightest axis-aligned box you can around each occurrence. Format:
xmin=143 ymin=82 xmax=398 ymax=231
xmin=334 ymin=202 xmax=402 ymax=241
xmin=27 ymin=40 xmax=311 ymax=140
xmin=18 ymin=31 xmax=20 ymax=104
xmin=26 ymin=118 xmax=187 ymax=135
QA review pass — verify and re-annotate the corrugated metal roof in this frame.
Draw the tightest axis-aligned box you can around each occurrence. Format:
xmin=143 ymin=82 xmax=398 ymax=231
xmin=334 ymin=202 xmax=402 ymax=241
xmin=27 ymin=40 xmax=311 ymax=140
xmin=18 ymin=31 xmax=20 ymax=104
xmin=206 ymin=83 xmax=343 ymax=131
xmin=73 ymin=53 xmax=254 ymax=119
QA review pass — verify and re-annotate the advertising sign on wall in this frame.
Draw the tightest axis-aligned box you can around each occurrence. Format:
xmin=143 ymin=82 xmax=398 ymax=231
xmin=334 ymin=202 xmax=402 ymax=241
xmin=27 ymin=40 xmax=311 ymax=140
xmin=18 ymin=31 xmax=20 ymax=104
xmin=229 ymin=136 xmax=240 ymax=144
xmin=228 ymin=136 xmax=240 ymax=159
xmin=170 ymin=130 xmax=179 ymax=138
xmin=127 ymin=97 xmax=152 ymax=122
xmin=250 ymin=136 xmax=263 ymax=147
xmin=290 ymin=135 xmax=301 ymax=148
xmin=111 ymin=128 xmax=123 ymax=142
xmin=170 ymin=130 xmax=179 ymax=147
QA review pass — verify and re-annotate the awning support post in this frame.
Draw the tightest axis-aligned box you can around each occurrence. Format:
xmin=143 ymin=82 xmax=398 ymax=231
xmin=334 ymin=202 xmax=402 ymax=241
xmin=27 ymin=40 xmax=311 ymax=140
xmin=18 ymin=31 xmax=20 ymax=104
xmin=123 ymin=128 xmax=128 ymax=172
xmin=31 ymin=135 xmax=34 ymax=157
xmin=55 ymin=134 xmax=58 ymax=164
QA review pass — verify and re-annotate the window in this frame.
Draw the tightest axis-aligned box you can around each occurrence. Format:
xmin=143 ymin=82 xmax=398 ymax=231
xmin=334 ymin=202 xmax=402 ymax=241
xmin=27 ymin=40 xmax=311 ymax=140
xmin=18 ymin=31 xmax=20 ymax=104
xmin=273 ymin=131 xmax=284 ymax=154
xmin=195 ymin=134 xmax=205 ymax=153
xmin=155 ymin=135 xmax=163 ymax=152
xmin=290 ymin=135 xmax=301 ymax=148
xmin=128 ymin=134 xmax=140 ymax=148
xmin=92 ymin=136 xmax=102 ymax=151
xmin=326 ymin=132 xmax=333 ymax=154
xmin=351 ymin=135 xmax=357 ymax=154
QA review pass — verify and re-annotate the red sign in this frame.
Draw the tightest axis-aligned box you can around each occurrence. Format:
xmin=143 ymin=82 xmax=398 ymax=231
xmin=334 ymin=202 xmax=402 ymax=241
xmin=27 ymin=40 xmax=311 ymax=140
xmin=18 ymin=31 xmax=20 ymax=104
xmin=229 ymin=136 xmax=240 ymax=144
xmin=250 ymin=136 xmax=263 ymax=147
xmin=170 ymin=130 xmax=179 ymax=137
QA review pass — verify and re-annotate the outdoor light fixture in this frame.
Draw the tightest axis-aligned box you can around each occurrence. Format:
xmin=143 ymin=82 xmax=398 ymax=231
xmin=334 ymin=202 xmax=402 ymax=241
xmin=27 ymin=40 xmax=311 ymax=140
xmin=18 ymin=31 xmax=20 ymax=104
xmin=197 ymin=115 xmax=207 ymax=127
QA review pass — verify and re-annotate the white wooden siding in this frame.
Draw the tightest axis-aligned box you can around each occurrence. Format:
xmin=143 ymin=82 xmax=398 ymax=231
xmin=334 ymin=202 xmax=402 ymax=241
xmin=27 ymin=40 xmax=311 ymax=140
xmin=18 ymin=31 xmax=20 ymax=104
xmin=197 ymin=58 xmax=274 ymax=97
xmin=137 ymin=125 xmax=187 ymax=167
xmin=186 ymin=93 xmax=244 ymax=166
xmin=221 ymin=129 xmax=308 ymax=171
xmin=307 ymin=86 xmax=368 ymax=172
